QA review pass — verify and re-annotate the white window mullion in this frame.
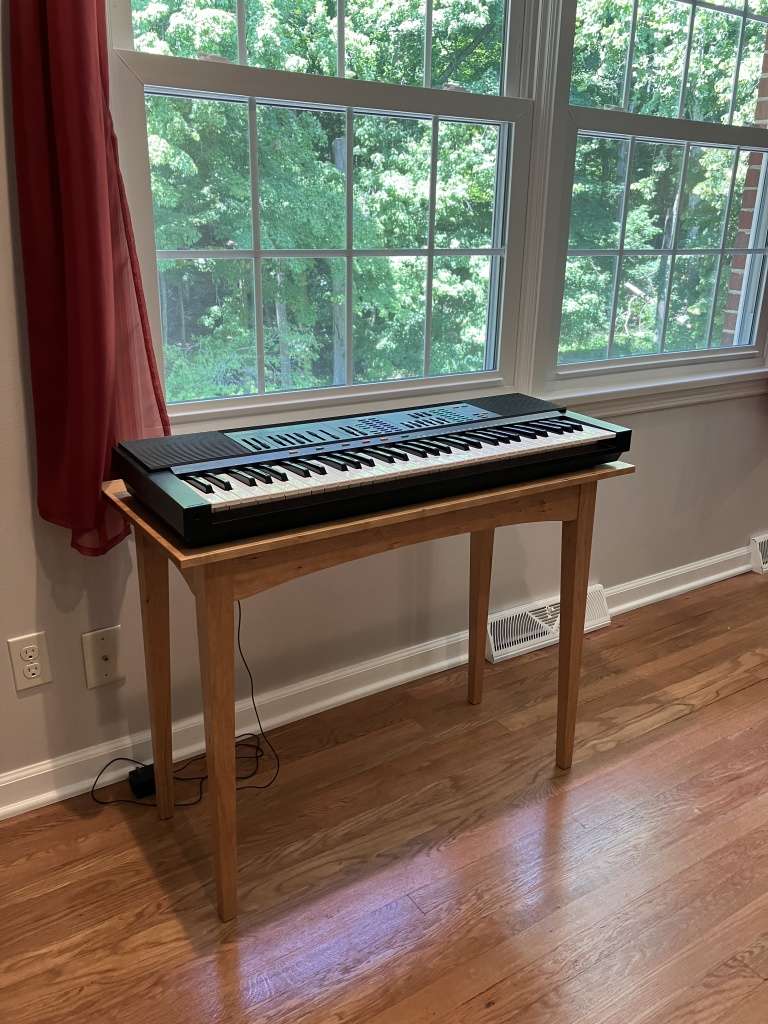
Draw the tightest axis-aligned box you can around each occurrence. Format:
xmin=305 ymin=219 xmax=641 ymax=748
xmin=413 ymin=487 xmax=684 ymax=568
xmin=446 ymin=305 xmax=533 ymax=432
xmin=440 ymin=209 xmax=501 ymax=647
xmin=345 ymin=107 xmax=354 ymax=386
xmin=728 ymin=10 xmax=747 ymax=125
xmin=236 ymin=0 xmax=247 ymax=64
xmin=621 ymin=0 xmax=640 ymax=111
xmin=248 ymin=98 xmax=265 ymax=394
xmin=606 ymin=137 xmax=635 ymax=359
xmin=677 ymin=1 xmax=697 ymax=119
xmin=338 ymin=0 xmax=346 ymax=78
xmin=706 ymin=147 xmax=741 ymax=346
xmin=423 ymin=0 xmax=433 ymax=88
xmin=659 ymin=142 xmax=691 ymax=353
xmin=423 ymin=116 xmax=439 ymax=375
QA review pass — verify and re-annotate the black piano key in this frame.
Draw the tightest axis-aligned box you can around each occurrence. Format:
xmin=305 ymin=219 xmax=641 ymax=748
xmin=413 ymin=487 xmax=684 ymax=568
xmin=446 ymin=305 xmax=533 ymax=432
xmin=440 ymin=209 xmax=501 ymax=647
xmin=292 ymin=458 xmax=327 ymax=476
xmin=447 ymin=433 xmax=482 ymax=449
xmin=227 ymin=468 xmax=259 ymax=486
xmin=314 ymin=454 xmax=349 ymax=471
xmin=333 ymin=452 xmax=363 ymax=469
xmin=261 ymin=465 xmax=288 ymax=482
xmin=245 ymin=465 xmax=276 ymax=484
xmin=465 ymin=430 xmax=500 ymax=446
xmin=277 ymin=461 xmax=311 ymax=479
xmin=201 ymin=472 xmax=233 ymax=490
xmin=439 ymin=435 xmax=471 ymax=451
xmin=500 ymin=424 xmax=539 ymax=439
xmin=561 ymin=416 xmax=585 ymax=431
xmin=349 ymin=451 xmax=376 ymax=467
xmin=391 ymin=442 xmax=430 ymax=458
xmin=366 ymin=448 xmax=395 ymax=464
xmin=183 ymin=474 xmax=214 ymax=494
xmin=480 ymin=429 xmax=514 ymax=444
xmin=529 ymin=419 xmax=565 ymax=435
xmin=494 ymin=428 xmax=522 ymax=442
xmin=426 ymin=438 xmax=453 ymax=454
xmin=543 ymin=417 xmax=578 ymax=433
xmin=376 ymin=446 xmax=409 ymax=461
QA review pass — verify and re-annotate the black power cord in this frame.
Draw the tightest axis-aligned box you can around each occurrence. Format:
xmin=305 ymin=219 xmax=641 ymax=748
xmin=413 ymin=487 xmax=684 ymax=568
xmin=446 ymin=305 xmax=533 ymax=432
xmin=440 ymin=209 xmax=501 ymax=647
xmin=90 ymin=599 xmax=279 ymax=807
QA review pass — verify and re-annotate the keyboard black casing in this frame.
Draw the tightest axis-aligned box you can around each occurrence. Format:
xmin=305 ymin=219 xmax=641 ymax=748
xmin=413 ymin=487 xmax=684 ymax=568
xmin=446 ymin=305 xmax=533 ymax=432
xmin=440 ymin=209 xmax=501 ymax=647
xmin=111 ymin=394 xmax=632 ymax=547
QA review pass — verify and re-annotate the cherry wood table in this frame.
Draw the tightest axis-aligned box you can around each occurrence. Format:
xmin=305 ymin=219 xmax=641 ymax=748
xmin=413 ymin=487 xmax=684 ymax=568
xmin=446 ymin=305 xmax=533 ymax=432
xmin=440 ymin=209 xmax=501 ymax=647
xmin=103 ymin=459 xmax=634 ymax=921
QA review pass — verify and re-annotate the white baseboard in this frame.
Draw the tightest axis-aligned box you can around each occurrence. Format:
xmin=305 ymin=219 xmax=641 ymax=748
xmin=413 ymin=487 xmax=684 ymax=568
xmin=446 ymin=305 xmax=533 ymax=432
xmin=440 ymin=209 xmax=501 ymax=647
xmin=604 ymin=546 xmax=752 ymax=616
xmin=0 ymin=544 xmax=754 ymax=822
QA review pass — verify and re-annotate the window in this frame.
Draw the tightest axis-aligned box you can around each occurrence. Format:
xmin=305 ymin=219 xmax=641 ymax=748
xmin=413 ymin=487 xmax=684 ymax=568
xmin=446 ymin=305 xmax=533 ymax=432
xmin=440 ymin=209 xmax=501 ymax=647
xmin=556 ymin=0 xmax=768 ymax=370
xmin=111 ymin=2 xmax=768 ymax=414
xmin=112 ymin=1 xmax=528 ymax=408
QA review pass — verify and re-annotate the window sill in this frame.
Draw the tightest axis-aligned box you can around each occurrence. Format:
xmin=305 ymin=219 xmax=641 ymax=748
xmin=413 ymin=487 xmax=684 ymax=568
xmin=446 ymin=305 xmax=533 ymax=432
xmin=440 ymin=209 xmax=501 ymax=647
xmin=167 ymin=372 xmax=507 ymax=434
xmin=540 ymin=366 xmax=768 ymax=419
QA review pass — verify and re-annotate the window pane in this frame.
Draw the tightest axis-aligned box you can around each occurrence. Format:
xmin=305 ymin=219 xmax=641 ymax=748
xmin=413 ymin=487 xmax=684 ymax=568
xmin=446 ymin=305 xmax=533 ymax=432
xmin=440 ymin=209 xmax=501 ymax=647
xmin=159 ymin=259 xmax=257 ymax=402
xmin=353 ymin=257 xmax=426 ymax=381
xmin=733 ymin=19 xmax=768 ymax=126
xmin=630 ymin=0 xmax=689 ymax=118
xmin=559 ymin=255 xmax=616 ymax=364
xmin=613 ymin=254 xmax=670 ymax=356
xmin=353 ymin=114 xmax=431 ymax=249
xmin=262 ymin=258 xmax=345 ymax=392
xmin=570 ymin=0 xmax=633 ymax=109
xmin=726 ymin=151 xmax=768 ymax=247
xmin=132 ymin=0 xmax=238 ymax=60
xmin=430 ymin=256 xmax=494 ymax=375
xmin=434 ymin=122 xmax=499 ymax=249
xmin=683 ymin=7 xmax=741 ymax=124
xmin=677 ymin=146 xmax=732 ymax=250
xmin=569 ymin=136 xmax=628 ymax=250
xmin=258 ymin=107 xmax=346 ymax=249
xmin=664 ymin=254 xmax=719 ymax=352
xmin=146 ymin=95 xmax=252 ymax=250
xmin=431 ymin=0 xmax=505 ymax=94
xmin=624 ymin=141 xmax=685 ymax=250
xmin=245 ymin=0 xmax=336 ymax=75
xmin=711 ymin=251 xmax=766 ymax=346
xmin=346 ymin=0 xmax=424 ymax=87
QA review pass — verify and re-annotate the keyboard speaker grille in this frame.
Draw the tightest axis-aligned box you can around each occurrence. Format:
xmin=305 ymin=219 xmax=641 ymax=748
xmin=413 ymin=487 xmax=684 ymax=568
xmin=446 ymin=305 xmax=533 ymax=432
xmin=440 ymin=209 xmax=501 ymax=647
xmin=118 ymin=432 xmax=247 ymax=471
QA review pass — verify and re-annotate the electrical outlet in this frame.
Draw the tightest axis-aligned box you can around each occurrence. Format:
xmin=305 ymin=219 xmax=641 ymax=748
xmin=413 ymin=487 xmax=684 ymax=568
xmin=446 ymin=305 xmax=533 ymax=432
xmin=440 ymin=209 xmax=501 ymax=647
xmin=7 ymin=632 xmax=52 ymax=692
xmin=82 ymin=626 xmax=124 ymax=689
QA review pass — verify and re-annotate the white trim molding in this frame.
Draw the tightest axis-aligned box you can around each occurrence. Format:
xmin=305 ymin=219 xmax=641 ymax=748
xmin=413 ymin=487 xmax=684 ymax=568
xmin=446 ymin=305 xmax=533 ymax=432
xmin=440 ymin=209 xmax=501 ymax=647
xmin=0 ymin=542 xmax=756 ymax=822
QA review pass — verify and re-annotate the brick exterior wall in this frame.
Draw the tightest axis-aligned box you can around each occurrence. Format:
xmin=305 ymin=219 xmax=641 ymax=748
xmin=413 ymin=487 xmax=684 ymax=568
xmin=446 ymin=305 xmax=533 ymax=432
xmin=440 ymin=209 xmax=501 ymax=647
xmin=718 ymin=39 xmax=768 ymax=346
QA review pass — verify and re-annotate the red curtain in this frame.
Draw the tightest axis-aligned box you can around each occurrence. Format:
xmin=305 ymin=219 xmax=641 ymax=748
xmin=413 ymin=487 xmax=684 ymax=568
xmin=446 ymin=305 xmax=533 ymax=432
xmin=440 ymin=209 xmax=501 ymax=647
xmin=10 ymin=0 xmax=170 ymax=556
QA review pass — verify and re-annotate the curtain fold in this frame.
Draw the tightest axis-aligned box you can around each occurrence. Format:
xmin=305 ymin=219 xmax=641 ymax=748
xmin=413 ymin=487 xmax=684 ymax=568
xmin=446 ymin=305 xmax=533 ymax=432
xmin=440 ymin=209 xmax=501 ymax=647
xmin=10 ymin=0 xmax=170 ymax=556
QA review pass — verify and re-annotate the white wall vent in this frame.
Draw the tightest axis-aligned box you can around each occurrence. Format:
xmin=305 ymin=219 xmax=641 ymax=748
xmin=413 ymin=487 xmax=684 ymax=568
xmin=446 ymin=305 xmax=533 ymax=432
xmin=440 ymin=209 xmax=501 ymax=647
xmin=485 ymin=585 xmax=611 ymax=664
xmin=750 ymin=534 xmax=768 ymax=574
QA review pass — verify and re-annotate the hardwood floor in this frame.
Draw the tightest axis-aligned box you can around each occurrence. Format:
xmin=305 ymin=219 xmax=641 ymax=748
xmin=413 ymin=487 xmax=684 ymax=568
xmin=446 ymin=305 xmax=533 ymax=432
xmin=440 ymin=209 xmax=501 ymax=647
xmin=3 ymin=573 xmax=768 ymax=1023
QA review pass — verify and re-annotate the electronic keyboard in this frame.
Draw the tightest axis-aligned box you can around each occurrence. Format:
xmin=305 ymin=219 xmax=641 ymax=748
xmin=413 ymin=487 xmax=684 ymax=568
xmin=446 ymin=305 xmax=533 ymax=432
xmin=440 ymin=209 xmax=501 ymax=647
xmin=112 ymin=393 xmax=631 ymax=546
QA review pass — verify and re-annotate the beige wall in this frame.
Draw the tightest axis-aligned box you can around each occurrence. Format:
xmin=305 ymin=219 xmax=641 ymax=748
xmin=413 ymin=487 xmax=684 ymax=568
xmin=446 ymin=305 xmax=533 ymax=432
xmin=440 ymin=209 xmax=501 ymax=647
xmin=2 ymin=16 xmax=768 ymax=778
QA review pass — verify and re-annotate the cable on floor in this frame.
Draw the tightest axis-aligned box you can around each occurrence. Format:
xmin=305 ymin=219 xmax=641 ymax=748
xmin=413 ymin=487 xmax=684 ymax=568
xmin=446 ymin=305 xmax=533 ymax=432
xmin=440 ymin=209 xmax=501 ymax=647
xmin=90 ymin=599 xmax=279 ymax=807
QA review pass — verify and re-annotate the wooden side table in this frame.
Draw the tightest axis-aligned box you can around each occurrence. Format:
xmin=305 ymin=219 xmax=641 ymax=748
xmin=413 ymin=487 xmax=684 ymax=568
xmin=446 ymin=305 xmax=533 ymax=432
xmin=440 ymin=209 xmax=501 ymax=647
xmin=104 ymin=460 xmax=634 ymax=921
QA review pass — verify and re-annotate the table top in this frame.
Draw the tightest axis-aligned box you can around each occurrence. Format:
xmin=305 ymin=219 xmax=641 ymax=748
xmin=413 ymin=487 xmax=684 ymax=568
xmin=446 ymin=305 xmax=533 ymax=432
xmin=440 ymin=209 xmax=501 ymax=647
xmin=103 ymin=461 xmax=635 ymax=571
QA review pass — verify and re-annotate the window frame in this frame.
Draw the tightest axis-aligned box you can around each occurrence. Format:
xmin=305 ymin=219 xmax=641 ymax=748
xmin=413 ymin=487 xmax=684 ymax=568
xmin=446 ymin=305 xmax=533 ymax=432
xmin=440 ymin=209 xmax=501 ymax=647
xmin=107 ymin=0 xmax=533 ymax=426
xmin=528 ymin=0 xmax=768 ymax=409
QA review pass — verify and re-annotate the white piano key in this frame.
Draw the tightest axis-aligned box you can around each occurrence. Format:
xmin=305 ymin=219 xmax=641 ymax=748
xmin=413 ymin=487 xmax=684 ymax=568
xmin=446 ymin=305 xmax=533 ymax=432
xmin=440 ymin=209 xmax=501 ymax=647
xmin=189 ymin=422 xmax=615 ymax=514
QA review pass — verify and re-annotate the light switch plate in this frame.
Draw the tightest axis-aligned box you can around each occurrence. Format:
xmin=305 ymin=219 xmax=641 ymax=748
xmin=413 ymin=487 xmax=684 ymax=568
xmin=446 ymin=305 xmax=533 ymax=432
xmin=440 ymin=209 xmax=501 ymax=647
xmin=7 ymin=632 xmax=52 ymax=692
xmin=82 ymin=626 xmax=124 ymax=689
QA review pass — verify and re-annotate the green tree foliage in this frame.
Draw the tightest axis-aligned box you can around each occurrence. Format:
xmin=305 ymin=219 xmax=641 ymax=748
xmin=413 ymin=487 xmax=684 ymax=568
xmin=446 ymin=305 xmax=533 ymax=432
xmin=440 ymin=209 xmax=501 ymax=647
xmin=561 ymin=0 xmax=768 ymax=363
xmin=132 ymin=0 xmax=504 ymax=401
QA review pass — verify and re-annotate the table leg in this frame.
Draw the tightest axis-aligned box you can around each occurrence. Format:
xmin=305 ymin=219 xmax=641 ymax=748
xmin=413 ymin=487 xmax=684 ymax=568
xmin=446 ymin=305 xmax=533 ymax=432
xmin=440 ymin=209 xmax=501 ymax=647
xmin=135 ymin=530 xmax=174 ymax=821
xmin=556 ymin=481 xmax=597 ymax=770
xmin=468 ymin=529 xmax=494 ymax=705
xmin=192 ymin=567 xmax=237 ymax=922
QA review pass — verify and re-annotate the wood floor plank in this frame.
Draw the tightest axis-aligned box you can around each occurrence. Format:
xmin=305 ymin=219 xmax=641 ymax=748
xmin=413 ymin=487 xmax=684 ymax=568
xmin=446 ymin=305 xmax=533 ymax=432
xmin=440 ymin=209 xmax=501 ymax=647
xmin=3 ymin=574 xmax=768 ymax=1024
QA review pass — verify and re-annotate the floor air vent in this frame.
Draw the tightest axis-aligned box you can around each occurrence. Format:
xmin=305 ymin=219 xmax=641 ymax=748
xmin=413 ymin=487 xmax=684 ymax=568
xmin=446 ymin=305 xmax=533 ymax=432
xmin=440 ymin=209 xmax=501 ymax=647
xmin=485 ymin=585 xmax=610 ymax=664
xmin=750 ymin=534 xmax=768 ymax=574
